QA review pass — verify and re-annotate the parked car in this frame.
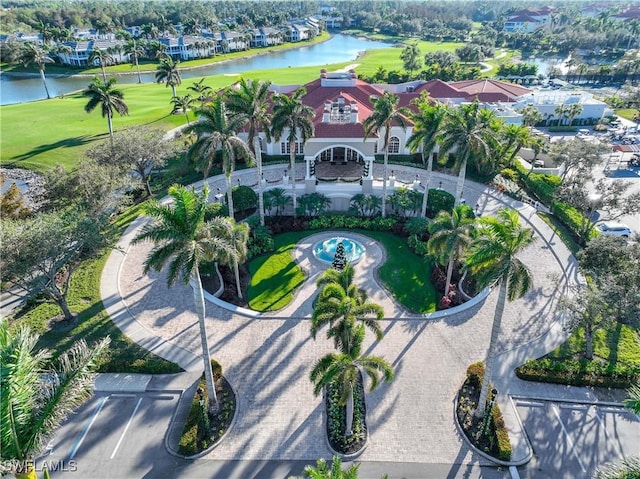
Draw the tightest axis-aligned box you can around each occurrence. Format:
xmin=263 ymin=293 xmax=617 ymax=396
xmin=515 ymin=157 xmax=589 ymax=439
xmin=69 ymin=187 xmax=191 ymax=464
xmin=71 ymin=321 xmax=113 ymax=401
xmin=596 ymin=222 xmax=632 ymax=237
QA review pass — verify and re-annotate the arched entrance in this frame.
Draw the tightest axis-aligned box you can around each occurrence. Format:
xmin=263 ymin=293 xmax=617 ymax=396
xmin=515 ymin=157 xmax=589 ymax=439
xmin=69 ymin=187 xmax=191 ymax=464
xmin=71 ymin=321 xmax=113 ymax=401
xmin=310 ymin=145 xmax=372 ymax=180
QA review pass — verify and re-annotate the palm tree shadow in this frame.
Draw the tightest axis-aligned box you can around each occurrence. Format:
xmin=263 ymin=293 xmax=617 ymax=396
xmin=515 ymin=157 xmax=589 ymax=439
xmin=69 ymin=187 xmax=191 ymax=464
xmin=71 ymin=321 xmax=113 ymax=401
xmin=9 ymin=133 xmax=106 ymax=162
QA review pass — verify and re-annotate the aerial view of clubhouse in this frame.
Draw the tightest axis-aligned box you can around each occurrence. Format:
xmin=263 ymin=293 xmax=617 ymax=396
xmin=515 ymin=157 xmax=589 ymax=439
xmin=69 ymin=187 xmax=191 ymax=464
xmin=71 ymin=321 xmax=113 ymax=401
xmin=1 ymin=2 xmax=639 ymax=479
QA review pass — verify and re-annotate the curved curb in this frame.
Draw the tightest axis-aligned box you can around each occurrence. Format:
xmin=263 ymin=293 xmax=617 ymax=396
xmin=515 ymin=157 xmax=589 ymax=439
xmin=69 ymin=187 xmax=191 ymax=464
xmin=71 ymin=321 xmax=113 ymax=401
xmin=164 ymin=377 xmax=240 ymax=460
xmin=453 ymin=392 xmax=533 ymax=467
xmin=322 ymin=387 xmax=369 ymax=460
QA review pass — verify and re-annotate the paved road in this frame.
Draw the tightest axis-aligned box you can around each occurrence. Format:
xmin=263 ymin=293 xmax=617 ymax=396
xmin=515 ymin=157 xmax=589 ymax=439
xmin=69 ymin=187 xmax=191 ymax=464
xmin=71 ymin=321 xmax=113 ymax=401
xmin=514 ymin=398 xmax=640 ymax=479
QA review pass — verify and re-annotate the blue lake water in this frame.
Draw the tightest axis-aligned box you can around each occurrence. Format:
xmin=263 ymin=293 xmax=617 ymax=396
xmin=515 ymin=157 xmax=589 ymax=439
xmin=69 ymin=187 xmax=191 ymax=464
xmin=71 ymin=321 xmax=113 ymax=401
xmin=0 ymin=34 xmax=394 ymax=106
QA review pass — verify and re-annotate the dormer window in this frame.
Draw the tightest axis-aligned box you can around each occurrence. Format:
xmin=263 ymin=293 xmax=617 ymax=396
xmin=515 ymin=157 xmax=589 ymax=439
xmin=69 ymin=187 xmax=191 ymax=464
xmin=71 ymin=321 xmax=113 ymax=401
xmin=327 ymin=96 xmax=355 ymax=123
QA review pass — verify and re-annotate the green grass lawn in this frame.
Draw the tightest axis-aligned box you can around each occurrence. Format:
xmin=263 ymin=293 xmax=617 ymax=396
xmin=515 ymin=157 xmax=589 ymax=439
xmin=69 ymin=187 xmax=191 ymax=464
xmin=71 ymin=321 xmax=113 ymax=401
xmin=247 ymin=231 xmax=309 ymax=312
xmin=359 ymin=230 xmax=437 ymax=314
xmin=517 ymin=322 xmax=640 ymax=388
xmin=11 ymin=201 xmax=182 ymax=374
xmin=246 ymin=229 xmax=438 ymax=314
xmin=615 ymin=108 xmax=639 ymax=121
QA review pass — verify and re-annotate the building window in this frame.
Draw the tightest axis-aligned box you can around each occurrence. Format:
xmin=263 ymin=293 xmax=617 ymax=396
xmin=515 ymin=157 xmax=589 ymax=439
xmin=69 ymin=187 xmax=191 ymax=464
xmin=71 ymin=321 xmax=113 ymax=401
xmin=374 ymin=143 xmax=378 ymax=154
xmin=281 ymin=142 xmax=303 ymax=154
xmin=388 ymin=136 xmax=400 ymax=154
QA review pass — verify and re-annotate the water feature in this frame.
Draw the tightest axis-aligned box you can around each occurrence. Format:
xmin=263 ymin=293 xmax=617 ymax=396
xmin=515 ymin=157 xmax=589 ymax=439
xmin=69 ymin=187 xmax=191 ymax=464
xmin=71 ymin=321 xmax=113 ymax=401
xmin=0 ymin=34 xmax=393 ymax=105
xmin=313 ymin=236 xmax=366 ymax=264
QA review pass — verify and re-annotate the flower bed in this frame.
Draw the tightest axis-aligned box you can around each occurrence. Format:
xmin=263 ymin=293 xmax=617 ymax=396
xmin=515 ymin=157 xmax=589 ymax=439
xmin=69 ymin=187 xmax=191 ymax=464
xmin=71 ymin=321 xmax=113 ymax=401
xmin=456 ymin=362 xmax=512 ymax=461
xmin=178 ymin=362 xmax=236 ymax=456
xmin=325 ymin=372 xmax=367 ymax=455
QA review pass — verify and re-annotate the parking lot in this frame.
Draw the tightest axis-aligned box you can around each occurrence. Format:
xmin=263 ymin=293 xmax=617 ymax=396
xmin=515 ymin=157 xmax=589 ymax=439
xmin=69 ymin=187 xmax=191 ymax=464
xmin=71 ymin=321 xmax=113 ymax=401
xmin=36 ymin=392 xmax=181 ymax=478
xmin=515 ymin=398 xmax=640 ymax=479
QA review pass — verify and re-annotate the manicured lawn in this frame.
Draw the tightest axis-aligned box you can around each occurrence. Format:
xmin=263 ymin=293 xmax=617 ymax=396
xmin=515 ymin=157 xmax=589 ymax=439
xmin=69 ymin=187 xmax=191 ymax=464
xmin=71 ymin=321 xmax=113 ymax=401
xmin=247 ymin=231 xmax=309 ymax=312
xmin=359 ymin=230 xmax=437 ymax=314
xmin=11 ymin=202 xmax=182 ymax=374
xmin=246 ymin=229 xmax=438 ymax=314
xmin=615 ymin=108 xmax=639 ymax=121
xmin=516 ymin=322 xmax=640 ymax=388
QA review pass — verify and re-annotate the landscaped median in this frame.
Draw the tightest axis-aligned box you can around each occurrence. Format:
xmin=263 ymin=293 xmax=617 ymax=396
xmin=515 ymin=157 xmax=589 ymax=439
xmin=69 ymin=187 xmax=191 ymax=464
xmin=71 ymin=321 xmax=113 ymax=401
xmin=455 ymin=362 xmax=512 ymax=462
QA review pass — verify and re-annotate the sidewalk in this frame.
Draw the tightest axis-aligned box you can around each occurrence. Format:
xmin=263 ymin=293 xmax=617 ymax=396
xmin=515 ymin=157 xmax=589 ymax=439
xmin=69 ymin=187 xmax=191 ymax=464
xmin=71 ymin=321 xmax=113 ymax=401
xmin=101 ymin=173 xmax=595 ymax=468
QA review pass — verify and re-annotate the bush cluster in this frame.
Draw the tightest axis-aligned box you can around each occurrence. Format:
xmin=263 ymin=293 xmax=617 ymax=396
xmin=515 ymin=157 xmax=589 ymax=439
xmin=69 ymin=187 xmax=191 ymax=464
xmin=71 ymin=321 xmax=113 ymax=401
xmin=308 ymin=214 xmax=399 ymax=232
xmin=246 ymin=223 xmax=275 ymax=259
xmin=326 ymin=374 xmax=367 ymax=455
xmin=515 ymin=358 xmax=639 ymax=388
xmin=457 ymin=362 xmax=512 ymax=462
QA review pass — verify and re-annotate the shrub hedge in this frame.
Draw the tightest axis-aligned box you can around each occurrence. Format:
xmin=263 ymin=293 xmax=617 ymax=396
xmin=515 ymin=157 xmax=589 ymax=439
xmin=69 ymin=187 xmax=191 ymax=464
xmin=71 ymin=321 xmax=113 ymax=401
xmin=515 ymin=358 xmax=639 ymax=388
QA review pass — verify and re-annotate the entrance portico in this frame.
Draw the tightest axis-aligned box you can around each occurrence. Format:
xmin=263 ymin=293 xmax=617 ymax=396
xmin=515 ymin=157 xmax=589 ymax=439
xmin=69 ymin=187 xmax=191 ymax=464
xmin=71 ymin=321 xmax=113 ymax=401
xmin=305 ymin=145 xmax=374 ymax=180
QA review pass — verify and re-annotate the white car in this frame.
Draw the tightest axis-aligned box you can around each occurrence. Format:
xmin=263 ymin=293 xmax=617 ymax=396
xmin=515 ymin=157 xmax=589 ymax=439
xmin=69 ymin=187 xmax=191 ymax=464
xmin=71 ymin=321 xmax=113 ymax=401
xmin=596 ymin=222 xmax=632 ymax=238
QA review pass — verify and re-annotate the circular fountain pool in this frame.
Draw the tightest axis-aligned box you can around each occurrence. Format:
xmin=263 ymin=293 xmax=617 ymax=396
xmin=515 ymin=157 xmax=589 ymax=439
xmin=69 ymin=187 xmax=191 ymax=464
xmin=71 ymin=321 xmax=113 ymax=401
xmin=312 ymin=236 xmax=366 ymax=264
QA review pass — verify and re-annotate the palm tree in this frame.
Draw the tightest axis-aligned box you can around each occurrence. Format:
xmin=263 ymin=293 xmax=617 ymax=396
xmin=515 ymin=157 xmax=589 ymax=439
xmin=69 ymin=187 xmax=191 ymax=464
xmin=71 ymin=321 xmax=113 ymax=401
xmin=406 ymin=94 xmax=446 ymax=217
xmin=428 ymin=204 xmax=475 ymax=298
xmin=313 ymin=264 xmax=384 ymax=348
xmin=271 ymin=87 xmax=315 ymax=217
xmin=132 ymin=185 xmax=238 ymax=412
xmin=124 ymin=39 xmax=145 ymax=84
xmin=82 ymin=77 xmax=129 ymax=145
xmin=263 ymin=187 xmax=291 ymax=216
xmin=466 ymin=208 xmax=534 ymax=414
xmin=225 ymin=78 xmax=273 ymax=226
xmin=88 ymin=47 xmax=114 ymax=83
xmin=0 ymin=320 xmax=109 ymax=478
xmin=565 ymin=103 xmax=583 ymax=127
xmin=188 ymin=78 xmax=213 ymax=106
xmin=554 ymin=104 xmax=570 ymax=126
xmin=439 ymin=101 xmax=497 ymax=205
xmin=310 ymin=324 xmax=394 ymax=437
xmin=171 ymin=94 xmax=194 ymax=124
xmin=215 ymin=219 xmax=249 ymax=299
xmin=519 ymin=105 xmax=543 ymax=128
xmin=627 ymin=19 xmax=640 ymax=50
xmin=500 ymin=124 xmax=531 ymax=167
xmin=185 ymin=96 xmax=254 ymax=217
xmin=294 ymin=456 xmax=362 ymax=479
xmin=225 ymin=78 xmax=273 ymax=157
xmin=20 ymin=42 xmax=54 ymax=99
xmin=155 ymin=56 xmax=182 ymax=99
xmin=363 ymin=91 xmax=407 ymax=218
xmin=624 ymin=383 xmax=640 ymax=414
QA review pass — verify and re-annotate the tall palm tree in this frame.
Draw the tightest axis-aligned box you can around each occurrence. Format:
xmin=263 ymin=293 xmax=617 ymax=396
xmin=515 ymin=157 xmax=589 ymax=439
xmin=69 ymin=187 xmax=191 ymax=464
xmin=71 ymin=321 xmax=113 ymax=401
xmin=0 ymin=320 xmax=109 ymax=478
xmin=82 ymin=77 xmax=129 ymax=145
xmin=500 ymin=124 xmax=531 ymax=167
xmin=518 ymin=105 xmax=543 ymax=128
xmin=20 ymin=42 xmax=54 ymax=99
xmin=313 ymin=264 xmax=384 ymax=349
xmin=565 ymin=103 xmax=583 ymax=127
xmin=214 ymin=219 xmax=249 ymax=299
xmin=225 ymin=78 xmax=273 ymax=226
xmin=363 ymin=91 xmax=407 ymax=218
xmin=271 ymin=87 xmax=315 ymax=217
xmin=439 ymin=101 xmax=497 ymax=205
xmin=406 ymin=94 xmax=446 ymax=217
xmin=188 ymin=78 xmax=213 ymax=106
xmin=132 ymin=185 xmax=238 ymax=412
xmin=466 ymin=208 xmax=534 ymax=414
xmin=155 ymin=56 xmax=182 ymax=99
xmin=554 ymin=104 xmax=570 ymax=126
xmin=427 ymin=204 xmax=475 ymax=298
xmin=171 ymin=94 xmax=194 ymax=124
xmin=88 ymin=47 xmax=114 ymax=83
xmin=185 ymin=96 xmax=254 ymax=218
xmin=225 ymin=78 xmax=273 ymax=156
xmin=310 ymin=324 xmax=394 ymax=437
xmin=124 ymin=39 xmax=145 ymax=84
xmin=627 ymin=19 xmax=640 ymax=50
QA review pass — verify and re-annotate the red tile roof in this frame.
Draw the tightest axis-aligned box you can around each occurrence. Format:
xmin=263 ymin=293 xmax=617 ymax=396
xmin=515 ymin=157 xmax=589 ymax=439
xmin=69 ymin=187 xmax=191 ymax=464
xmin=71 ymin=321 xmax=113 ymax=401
xmin=414 ymin=79 xmax=467 ymax=99
xmin=448 ymin=79 xmax=530 ymax=102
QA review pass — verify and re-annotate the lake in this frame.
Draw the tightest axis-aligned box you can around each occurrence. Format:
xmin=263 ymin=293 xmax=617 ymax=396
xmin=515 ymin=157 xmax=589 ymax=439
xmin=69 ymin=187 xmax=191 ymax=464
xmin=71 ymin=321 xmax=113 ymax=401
xmin=0 ymin=34 xmax=394 ymax=105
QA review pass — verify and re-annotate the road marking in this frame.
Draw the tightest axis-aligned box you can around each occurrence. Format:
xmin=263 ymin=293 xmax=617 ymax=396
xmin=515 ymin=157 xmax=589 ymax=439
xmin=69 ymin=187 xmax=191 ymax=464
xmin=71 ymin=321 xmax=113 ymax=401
xmin=592 ymin=406 xmax=625 ymax=459
xmin=515 ymin=400 xmax=544 ymax=407
xmin=509 ymin=465 xmax=520 ymax=479
xmin=67 ymin=396 xmax=107 ymax=460
xmin=559 ymin=403 xmax=588 ymax=410
xmin=111 ymin=393 xmax=136 ymax=398
xmin=552 ymin=404 xmax=587 ymax=474
xmin=110 ymin=397 xmax=143 ymax=459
